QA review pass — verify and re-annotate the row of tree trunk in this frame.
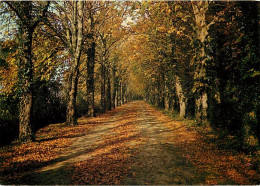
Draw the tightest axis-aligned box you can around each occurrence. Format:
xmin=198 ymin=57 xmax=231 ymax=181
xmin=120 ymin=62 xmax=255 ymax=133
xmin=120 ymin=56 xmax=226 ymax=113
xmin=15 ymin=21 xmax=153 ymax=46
xmin=6 ymin=1 xmax=127 ymax=143
xmin=144 ymin=1 xmax=259 ymax=149
xmin=100 ymin=65 xmax=127 ymax=113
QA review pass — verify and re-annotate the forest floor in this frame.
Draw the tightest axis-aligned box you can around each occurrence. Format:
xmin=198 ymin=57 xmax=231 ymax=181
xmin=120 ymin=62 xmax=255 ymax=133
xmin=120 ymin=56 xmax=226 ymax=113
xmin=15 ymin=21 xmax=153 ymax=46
xmin=0 ymin=101 xmax=259 ymax=185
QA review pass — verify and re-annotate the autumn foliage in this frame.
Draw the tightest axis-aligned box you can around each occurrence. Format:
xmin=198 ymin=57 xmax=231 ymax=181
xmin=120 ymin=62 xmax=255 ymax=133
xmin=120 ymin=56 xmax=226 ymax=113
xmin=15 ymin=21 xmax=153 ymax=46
xmin=0 ymin=1 xmax=259 ymax=185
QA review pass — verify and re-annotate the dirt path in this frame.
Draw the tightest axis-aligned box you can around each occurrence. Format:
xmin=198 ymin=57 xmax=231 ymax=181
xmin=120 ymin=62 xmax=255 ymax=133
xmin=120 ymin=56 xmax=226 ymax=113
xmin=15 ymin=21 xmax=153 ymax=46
xmin=25 ymin=101 xmax=205 ymax=184
xmin=3 ymin=101 xmax=258 ymax=185
xmin=124 ymin=102 xmax=206 ymax=185
xmin=20 ymin=105 xmax=128 ymax=184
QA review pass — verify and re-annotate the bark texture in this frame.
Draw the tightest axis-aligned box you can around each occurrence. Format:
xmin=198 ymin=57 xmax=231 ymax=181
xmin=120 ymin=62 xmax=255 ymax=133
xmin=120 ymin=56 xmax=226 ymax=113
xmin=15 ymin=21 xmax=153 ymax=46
xmin=66 ymin=68 xmax=79 ymax=126
xmin=106 ymin=73 xmax=112 ymax=110
xmin=100 ymin=62 xmax=106 ymax=112
xmin=86 ymin=41 xmax=96 ymax=117
xmin=192 ymin=1 xmax=211 ymax=124
xmin=120 ymin=81 xmax=124 ymax=105
xmin=175 ymin=75 xmax=187 ymax=118
xmin=111 ymin=64 xmax=116 ymax=109
xmin=6 ymin=2 xmax=49 ymax=142
xmin=18 ymin=27 xmax=34 ymax=142
xmin=164 ymin=83 xmax=170 ymax=111
xmin=65 ymin=1 xmax=84 ymax=126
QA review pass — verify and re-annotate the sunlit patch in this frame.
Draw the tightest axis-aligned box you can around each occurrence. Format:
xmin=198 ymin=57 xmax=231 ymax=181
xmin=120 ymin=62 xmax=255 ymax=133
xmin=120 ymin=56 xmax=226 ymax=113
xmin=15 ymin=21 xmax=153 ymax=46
xmin=0 ymin=114 xmax=100 ymax=183
xmin=69 ymin=103 xmax=143 ymax=185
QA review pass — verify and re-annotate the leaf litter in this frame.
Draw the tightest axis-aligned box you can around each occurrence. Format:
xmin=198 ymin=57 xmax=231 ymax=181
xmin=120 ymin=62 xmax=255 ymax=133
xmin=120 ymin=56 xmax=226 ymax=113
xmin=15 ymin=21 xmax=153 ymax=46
xmin=0 ymin=101 xmax=259 ymax=184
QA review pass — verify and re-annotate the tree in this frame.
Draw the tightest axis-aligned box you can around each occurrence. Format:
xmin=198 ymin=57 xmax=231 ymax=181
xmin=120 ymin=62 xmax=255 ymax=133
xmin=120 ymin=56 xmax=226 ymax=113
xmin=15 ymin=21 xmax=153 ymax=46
xmin=85 ymin=3 xmax=96 ymax=117
xmin=168 ymin=2 xmax=195 ymax=118
xmin=4 ymin=1 xmax=50 ymax=142
xmin=46 ymin=1 xmax=84 ymax=126
xmin=191 ymin=1 xmax=221 ymax=124
xmin=95 ymin=2 xmax=127 ymax=112
xmin=207 ymin=2 xmax=260 ymax=148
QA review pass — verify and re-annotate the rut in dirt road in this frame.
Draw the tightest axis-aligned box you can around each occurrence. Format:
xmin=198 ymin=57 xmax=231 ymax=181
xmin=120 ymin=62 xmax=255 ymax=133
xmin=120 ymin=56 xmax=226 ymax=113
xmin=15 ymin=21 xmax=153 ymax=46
xmin=4 ymin=101 xmax=257 ymax=185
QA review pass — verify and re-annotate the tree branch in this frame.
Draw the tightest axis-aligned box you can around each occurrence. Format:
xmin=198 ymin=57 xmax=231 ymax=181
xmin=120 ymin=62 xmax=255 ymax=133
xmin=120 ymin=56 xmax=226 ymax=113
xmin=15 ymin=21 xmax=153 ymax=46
xmin=31 ymin=1 xmax=50 ymax=30
xmin=4 ymin=2 xmax=24 ymax=24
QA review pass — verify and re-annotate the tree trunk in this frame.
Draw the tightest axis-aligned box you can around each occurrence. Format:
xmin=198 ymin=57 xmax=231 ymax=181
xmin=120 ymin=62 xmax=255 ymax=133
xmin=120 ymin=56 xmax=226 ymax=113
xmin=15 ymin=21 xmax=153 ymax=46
xmin=7 ymin=1 xmax=50 ymax=142
xmin=18 ymin=27 xmax=34 ymax=142
xmin=158 ymin=73 xmax=165 ymax=108
xmin=66 ymin=68 xmax=79 ymax=126
xmin=111 ymin=64 xmax=116 ymax=109
xmin=192 ymin=1 xmax=210 ymax=124
xmin=19 ymin=92 xmax=33 ymax=142
xmin=116 ymin=85 xmax=119 ymax=107
xmin=156 ymin=79 xmax=160 ymax=107
xmin=86 ymin=41 xmax=96 ymax=117
xmin=65 ymin=1 xmax=84 ymax=126
xmin=195 ymin=92 xmax=208 ymax=123
xmin=100 ymin=62 xmax=106 ymax=112
xmin=175 ymin=75 xmax=187 ymax=118
xmin=117 ymin=81 xmax=121 ymax=106
xmin=124 ymin=85 xmax=127 ymax=103
xmin=120 ymin=81 xmax=123 ymax=105
xmin=164 ymin=82 xmax=170 ymax=111
xmin=106 ymin=73 xmax=112 ymax=110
